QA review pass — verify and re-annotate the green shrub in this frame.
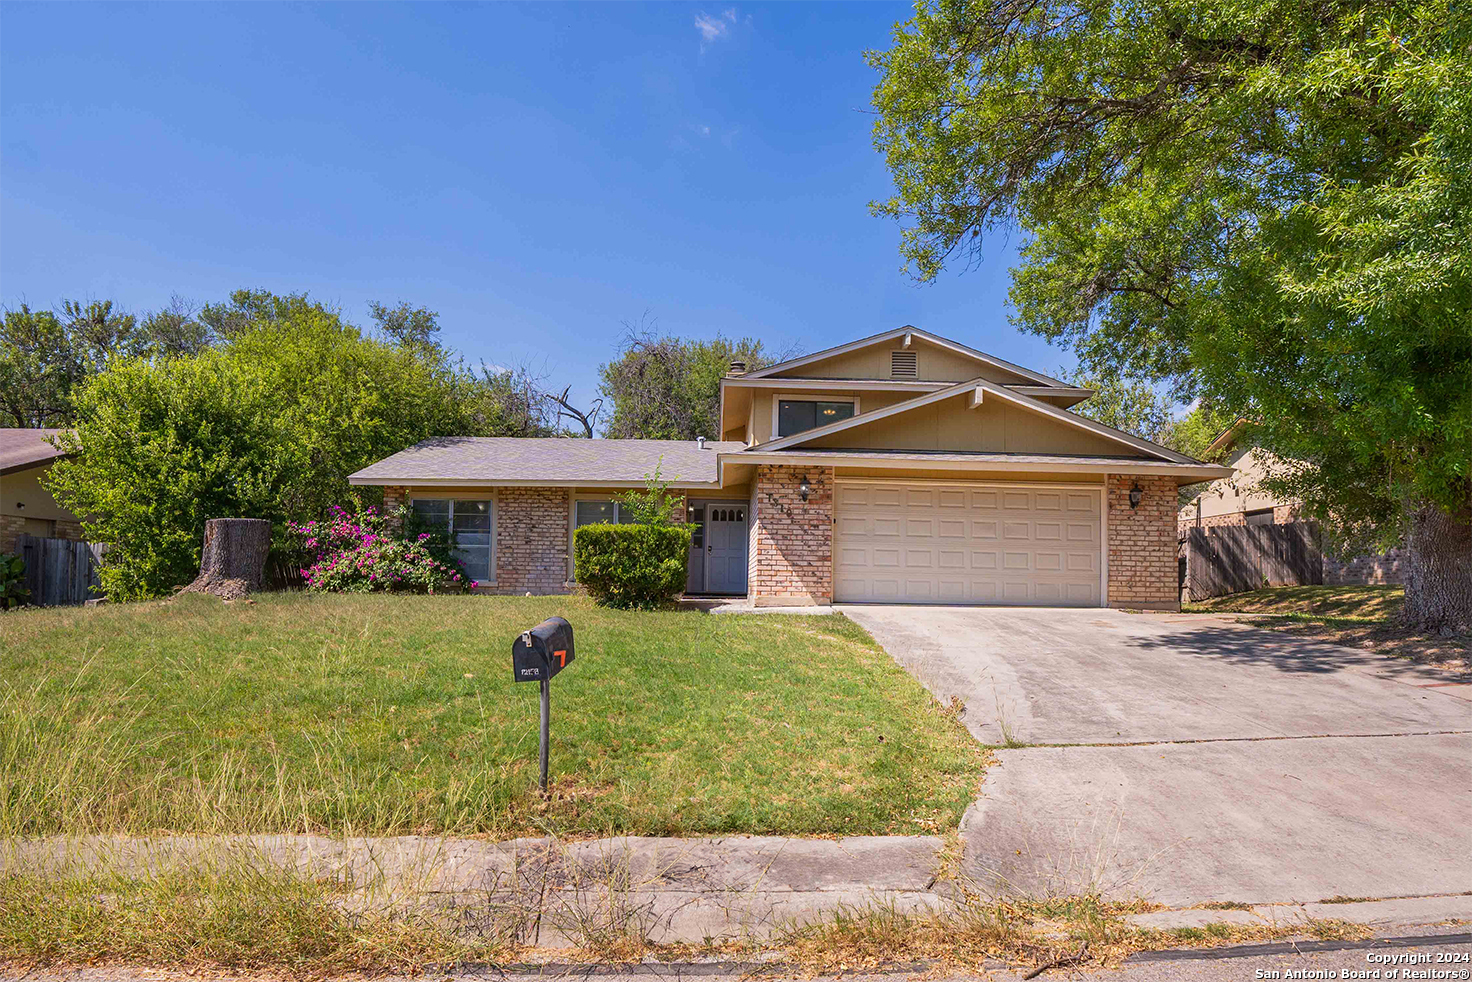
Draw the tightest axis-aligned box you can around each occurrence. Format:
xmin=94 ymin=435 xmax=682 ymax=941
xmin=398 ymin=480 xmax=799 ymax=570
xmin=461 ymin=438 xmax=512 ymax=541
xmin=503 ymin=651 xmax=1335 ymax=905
xmin=573 ymin=523 xmax=692 ymax=609
xmin=0 ymin=553 xmax=27 ymax=610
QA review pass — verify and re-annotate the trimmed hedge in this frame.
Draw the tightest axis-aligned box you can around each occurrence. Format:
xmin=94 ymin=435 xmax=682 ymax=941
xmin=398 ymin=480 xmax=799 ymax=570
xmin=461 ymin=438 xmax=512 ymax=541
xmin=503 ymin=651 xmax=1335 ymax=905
xmin=573 ymin=523 xmax=693 ymax=609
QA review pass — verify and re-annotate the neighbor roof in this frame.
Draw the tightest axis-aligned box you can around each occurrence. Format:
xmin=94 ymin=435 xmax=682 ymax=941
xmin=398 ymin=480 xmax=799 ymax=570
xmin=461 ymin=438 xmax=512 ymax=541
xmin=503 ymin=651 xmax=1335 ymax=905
xmin=348 ymin=437 xmax=746 ymax=487
xmin=0 ymin=428 xmax=73 ymax=476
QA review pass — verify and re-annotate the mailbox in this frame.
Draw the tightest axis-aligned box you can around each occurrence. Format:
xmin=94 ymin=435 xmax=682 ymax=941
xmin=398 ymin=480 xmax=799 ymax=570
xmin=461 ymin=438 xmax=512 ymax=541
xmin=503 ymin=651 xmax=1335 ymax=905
xmin=512 ymin=616 xmax=575 ymax=683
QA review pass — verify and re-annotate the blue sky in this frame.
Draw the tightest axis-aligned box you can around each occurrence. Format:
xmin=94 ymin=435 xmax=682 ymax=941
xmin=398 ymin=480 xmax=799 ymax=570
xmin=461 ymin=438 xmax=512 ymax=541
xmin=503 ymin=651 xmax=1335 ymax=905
xmin=1 ymin=2 xmax=1068 ymax=410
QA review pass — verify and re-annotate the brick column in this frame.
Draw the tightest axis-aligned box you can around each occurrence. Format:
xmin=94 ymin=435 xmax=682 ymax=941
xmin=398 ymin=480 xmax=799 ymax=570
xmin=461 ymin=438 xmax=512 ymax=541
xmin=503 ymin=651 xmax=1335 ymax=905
xmin=0 ymin=515 xmax=25 ymax=555
xmin=749 ymin=465 xmax=833 ymax=606
xmin=53 ymin=519 xmax=85 ymax=541
xmin=1107 ymin=474 xmax=1179 ymax=611
xmin=381 ymin=486 xmax=409 ymax=528
xmin=494 ymin=488 xmax=571 ymax=595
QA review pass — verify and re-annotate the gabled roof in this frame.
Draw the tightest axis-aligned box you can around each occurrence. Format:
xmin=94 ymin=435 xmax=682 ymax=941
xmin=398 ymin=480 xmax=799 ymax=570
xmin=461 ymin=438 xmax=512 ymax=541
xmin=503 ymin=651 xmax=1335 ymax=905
xmin=741 ymin=326 xmax=1067 ymax=386
xmin=348 ymin=437 xmax=745 ymax=488
xmin=0 ymin=428 xmax=73 ymax=476
xmin=752 ymin=377 xmax=1199 ymax=464
xmin=1206 ymin=418 xmax=1252 ymax=456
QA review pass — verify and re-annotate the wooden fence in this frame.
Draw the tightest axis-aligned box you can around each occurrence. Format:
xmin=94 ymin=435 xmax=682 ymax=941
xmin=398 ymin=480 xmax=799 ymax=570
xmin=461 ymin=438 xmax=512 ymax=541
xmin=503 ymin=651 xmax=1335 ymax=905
xmin=16 ymin=534 xmax=106 ymax=606
xmin=1180 ymin=522 xmax=1323 ymax=602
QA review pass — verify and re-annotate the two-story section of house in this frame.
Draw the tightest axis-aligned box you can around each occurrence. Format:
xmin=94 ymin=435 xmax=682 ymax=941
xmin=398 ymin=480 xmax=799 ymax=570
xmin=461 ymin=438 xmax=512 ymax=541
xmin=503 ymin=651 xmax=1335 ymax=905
xmin=350 ymin=327 xmax=1232 ymax=609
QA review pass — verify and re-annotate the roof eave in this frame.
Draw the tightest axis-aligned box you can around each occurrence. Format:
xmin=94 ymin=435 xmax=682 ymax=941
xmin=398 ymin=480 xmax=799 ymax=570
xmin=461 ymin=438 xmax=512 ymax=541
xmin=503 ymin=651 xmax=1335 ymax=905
xmin=347 ymin=475 xmax=724 ymax=489
xmin=724 ymin=450 xmax=1233 ymax=482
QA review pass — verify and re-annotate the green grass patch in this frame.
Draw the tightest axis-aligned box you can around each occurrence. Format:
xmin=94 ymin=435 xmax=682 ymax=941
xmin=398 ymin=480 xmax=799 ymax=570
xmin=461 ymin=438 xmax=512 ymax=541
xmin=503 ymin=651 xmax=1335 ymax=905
xmin=0 ymin=856 xmax=507 ymax=973
xmin=0 ymin=593 xmax=983 ymax=838
xmin=1184 ymin=584 xmax=1404 ymax=619
xmin=1184 ymin=585 xmax=1469 ymax=667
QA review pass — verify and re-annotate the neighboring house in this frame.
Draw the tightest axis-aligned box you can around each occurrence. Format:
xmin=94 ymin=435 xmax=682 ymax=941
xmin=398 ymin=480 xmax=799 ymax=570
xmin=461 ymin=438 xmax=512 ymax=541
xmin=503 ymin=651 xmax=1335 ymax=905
xmin=0 ymin=429 xmax=84 ymax=554
xmin=1177 ymin=422 xmax=1406 ymax=586
xmin=1177 ymin=425 xmax=1302 ymax=532
xmin=350 ymin=327 xmax=1232 ymax=609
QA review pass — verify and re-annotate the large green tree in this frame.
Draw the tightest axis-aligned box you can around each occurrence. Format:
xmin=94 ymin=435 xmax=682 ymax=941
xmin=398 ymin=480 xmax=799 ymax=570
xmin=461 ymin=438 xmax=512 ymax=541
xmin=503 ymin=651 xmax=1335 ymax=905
xmin=871 ymin=0 xmax=1472 ymax=630
xmin=48 ymin=293 xmax=553 ymax=599
xmin=599 ymin=328 xmax=777 ymax=441
xmin=1 ymin=297 xmax=223 ymax=426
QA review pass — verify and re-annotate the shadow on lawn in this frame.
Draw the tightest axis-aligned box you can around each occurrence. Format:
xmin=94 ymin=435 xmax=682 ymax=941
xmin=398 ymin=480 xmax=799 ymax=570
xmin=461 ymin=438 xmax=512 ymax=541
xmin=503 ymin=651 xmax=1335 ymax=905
xmin=1125 ymin=621 xmax=1409 ymax=676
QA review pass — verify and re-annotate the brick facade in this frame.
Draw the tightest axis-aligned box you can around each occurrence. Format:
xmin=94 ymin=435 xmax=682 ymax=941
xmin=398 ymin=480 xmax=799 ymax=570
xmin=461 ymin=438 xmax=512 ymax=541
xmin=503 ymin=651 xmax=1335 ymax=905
xmin=382 ymin=486 xmax=408 ymax=524
xmin=749 ymin=465 xmax=833 ymax=606
xmin=1107 ymin=474 xmax=1179 ymax=611
xmin=490 ymin=488 xmax=571 ymax=595
xmin=0 ymin=515 xmax=24 ymax=555
xmin=1 ymin=515 xmax=85 ymax=554
xmin=1324 ymin=547 xmax=1407 ymax=586
xmin=1178 ymin=502 xmax=1303 ymax=537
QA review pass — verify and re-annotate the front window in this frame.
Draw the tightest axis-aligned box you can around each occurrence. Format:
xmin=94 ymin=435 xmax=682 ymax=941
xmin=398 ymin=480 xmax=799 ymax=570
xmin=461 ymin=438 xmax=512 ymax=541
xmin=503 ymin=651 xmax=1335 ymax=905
xmin=411 ymin=498 xmax=492 ymax=583
xmin=777 ymin=399 xmax=854 ymax=437
xmin=574 ymin=500 xmax=641 ymax=527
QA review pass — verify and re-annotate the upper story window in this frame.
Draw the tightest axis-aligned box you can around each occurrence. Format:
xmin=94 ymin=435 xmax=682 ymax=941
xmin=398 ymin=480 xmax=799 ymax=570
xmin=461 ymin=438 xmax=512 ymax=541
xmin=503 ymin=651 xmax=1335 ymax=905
xmin=777 ymin=399 xmax=855 ymax=437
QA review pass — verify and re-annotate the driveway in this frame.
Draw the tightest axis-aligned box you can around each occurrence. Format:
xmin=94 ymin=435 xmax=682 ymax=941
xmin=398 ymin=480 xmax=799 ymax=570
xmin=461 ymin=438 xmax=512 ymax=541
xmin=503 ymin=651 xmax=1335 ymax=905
xmin=842 ymin=606 xmax=1472 ymax=907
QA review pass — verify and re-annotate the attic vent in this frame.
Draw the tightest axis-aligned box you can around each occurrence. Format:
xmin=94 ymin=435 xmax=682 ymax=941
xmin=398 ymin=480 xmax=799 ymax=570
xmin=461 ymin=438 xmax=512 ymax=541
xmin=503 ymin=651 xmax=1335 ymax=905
xmin=890 ymin=350 xmax=918 ymax=379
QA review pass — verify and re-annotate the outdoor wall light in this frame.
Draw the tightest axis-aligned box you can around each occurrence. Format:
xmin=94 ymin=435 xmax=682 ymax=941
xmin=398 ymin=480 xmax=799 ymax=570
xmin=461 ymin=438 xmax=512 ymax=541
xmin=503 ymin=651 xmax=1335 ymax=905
xmin=1129 ymin=482 xmax=1143 ymax=509
xmin=798 ymin=476 xmax=812 ymax=502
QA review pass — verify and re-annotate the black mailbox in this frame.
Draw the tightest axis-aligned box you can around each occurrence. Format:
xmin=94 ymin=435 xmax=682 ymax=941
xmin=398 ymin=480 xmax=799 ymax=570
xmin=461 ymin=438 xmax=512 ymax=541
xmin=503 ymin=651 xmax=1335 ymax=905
xmin=512 ymin=616 xmax=575 ymax=683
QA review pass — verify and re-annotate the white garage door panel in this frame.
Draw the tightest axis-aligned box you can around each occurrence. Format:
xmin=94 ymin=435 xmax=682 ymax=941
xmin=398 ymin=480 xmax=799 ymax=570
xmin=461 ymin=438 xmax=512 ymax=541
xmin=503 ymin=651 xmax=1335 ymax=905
xmin=834 ymin=483 xmax=1102 ymax=606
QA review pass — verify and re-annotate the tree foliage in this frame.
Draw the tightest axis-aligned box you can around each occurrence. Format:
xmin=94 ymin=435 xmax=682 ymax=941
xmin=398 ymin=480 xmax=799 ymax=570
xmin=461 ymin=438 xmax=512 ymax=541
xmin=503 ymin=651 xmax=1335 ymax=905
xmin=599 ymin=326 xmax=778 ymax=440
xmin=872 ymin=0 xmax=1472 ymax=627
xmin=46 ymin=293 xmax=554 ymax=600
xmin=1063 ymin=367 xmax=1174 ymax=443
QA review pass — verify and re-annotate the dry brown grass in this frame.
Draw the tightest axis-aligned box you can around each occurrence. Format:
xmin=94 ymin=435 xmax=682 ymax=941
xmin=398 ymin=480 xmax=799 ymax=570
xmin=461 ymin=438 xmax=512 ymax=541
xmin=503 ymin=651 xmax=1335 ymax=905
xmin=0 ymin=854 xmax=519 ymax=976
xmin=776 ymin=893 xmax=1373 ymax=976
xmin=1186 ymin=586 xmax=1470 ymax=670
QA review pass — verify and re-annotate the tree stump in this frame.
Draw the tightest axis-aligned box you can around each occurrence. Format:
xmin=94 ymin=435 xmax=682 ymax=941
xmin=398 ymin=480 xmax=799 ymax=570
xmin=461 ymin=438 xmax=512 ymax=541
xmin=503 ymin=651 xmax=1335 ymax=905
xmin=180 ymin=518 xmax=271 ymax=601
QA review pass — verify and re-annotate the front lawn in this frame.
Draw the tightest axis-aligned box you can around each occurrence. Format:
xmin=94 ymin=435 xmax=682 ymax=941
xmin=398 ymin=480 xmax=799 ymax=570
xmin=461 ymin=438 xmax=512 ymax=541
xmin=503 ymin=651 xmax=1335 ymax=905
xmin=1185 ymin=585 xmax=1469 ymax=670
xmin=0 ymin=594 xmax=984 ymax=838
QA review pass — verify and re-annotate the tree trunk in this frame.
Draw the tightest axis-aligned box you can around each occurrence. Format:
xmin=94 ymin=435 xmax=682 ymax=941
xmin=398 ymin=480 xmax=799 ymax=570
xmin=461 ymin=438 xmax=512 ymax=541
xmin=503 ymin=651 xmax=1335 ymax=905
xmin=180 ymin=518 xmax=271 ymax=601
xmin=1401 ymin=487 xmax=1472 ymax=635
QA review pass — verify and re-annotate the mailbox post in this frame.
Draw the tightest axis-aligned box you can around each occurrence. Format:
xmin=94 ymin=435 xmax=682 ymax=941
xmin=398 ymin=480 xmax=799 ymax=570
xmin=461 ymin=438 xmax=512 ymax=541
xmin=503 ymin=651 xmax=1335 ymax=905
xmin=512 ymin=616 xmax=575 ymax=794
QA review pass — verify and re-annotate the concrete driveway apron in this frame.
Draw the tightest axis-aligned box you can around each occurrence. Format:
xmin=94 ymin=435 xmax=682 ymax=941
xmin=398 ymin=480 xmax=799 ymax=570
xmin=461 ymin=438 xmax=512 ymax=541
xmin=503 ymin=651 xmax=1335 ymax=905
xmin=841 ymin=605 xmax=1472 ymax=907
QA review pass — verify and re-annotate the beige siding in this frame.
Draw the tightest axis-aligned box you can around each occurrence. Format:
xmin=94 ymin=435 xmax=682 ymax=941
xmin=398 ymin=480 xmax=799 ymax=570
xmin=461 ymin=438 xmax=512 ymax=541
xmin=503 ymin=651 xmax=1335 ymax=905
xmin=835 ymin=466 xmax=1105 ymax=485
xmin=750 ymin=389 xmax=912 ymax=446
xmin=0 ymin=463 xmax=79 ymax=523
xmin=767 ymin=336 xmax=1036 ymax=384
xmin=1178 ymin=447 xmax=1291 ymax=523
xmin=800 ymin=393 xmax=1145 ymax=457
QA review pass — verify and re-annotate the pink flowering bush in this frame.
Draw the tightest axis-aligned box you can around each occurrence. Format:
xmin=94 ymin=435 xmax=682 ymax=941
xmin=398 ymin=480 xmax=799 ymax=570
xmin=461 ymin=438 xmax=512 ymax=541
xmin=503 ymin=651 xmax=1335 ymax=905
xmin=288 ymin=504 xmax=474 ymax=594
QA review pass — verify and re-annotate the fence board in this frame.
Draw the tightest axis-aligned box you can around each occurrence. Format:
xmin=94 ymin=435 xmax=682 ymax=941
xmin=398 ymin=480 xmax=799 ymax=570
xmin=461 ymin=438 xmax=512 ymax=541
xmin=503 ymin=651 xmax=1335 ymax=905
xmin=16 ymin=534 xmax=104 ymax=606
xmin=1182 ymin=522 xmax=1323 ymax=602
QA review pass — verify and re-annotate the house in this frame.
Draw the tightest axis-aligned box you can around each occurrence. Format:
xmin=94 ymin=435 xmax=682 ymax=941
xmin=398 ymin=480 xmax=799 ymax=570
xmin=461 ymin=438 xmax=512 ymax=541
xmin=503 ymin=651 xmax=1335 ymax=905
xmin=1177 ymin=422 xmax=1301 ymax=532
xmin=0 ymin=429 xmax=84 ymax=554
xmin=1177 ymin=420 xmax=1405 ymax=585
xmin=349 ymin=327 xmax=1233 ymax=609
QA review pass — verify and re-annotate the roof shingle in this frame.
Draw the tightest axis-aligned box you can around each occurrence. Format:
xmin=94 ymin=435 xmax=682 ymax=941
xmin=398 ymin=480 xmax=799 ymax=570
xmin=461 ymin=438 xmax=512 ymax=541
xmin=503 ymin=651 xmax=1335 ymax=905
xmin=0 ymin=429 xmax=73 ymax=475
xmin=348 ymin=437 xmax=745 ymax=486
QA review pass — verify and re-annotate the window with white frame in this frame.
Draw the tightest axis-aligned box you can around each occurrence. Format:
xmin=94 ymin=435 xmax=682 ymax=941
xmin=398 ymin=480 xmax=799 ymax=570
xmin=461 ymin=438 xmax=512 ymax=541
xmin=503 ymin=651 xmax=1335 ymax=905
xmin=574 ymin=499 xmax=641 ymax=527
xmin=410 ymin=498 xmax=493 ymax=583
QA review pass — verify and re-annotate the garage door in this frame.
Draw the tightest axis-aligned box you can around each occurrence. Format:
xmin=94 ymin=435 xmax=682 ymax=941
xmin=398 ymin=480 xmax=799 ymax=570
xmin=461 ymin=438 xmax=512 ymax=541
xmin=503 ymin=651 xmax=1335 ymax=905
xmin=833 ymin=482 xmax=1102 ymax=605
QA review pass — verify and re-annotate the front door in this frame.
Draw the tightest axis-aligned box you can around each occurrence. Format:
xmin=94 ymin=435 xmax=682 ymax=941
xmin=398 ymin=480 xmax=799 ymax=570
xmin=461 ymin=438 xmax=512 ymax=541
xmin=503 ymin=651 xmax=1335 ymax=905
xmin=705 ymin=504 xmax=748 ymax=594
xmin=686 ymin=501 xmax=748 ymax=595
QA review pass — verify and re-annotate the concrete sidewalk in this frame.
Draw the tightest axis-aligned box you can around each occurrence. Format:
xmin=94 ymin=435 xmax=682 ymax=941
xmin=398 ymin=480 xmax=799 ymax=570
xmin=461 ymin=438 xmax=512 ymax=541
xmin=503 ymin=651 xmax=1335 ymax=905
xmin=3 ymin=833 xmax=946 ymax=946
xmin=8 ymin=831 xmax=1471 ymax=948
